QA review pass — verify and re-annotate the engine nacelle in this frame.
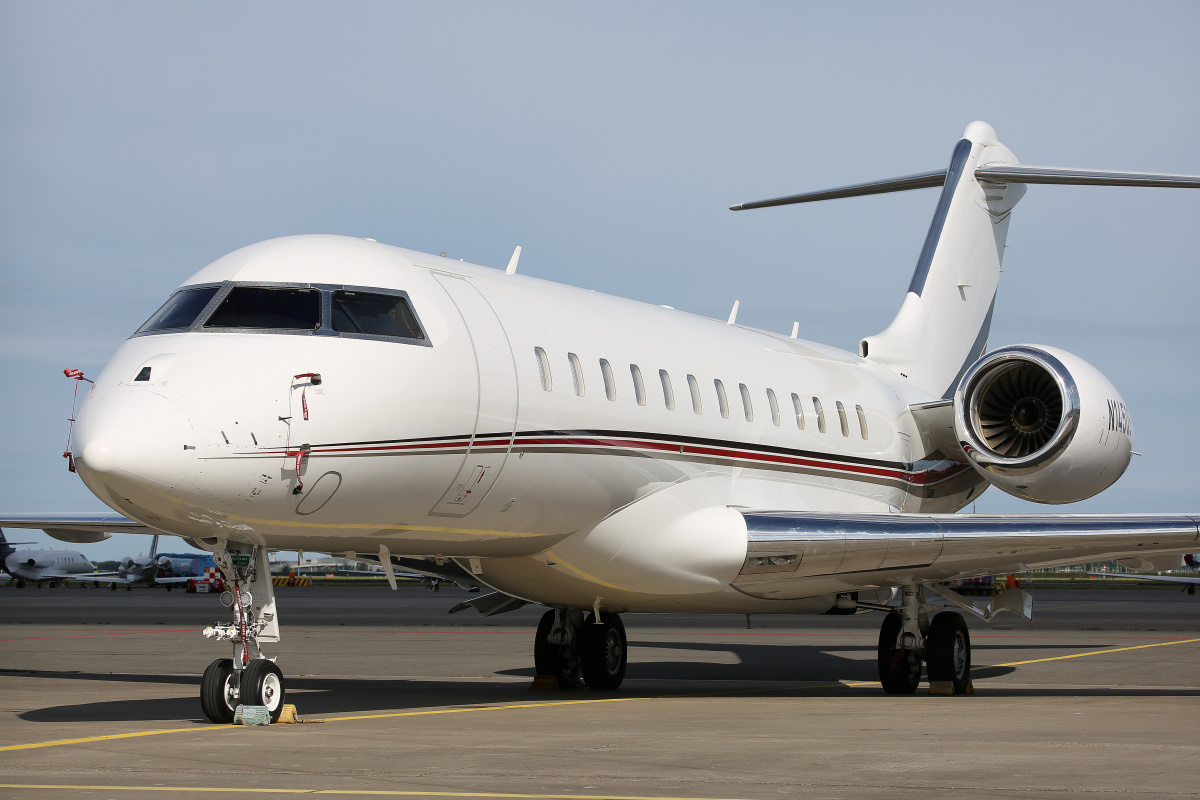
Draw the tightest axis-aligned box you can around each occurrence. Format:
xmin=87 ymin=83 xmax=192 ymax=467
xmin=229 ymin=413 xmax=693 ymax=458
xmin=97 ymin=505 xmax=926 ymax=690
xmin=953 ymin=345 xmax=1133 ymax=504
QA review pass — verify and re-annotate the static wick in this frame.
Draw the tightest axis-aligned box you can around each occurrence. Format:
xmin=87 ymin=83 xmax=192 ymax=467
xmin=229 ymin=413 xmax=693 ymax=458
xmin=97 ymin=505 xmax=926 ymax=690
xmin=505 ymin=245 xmax=522 ymax=275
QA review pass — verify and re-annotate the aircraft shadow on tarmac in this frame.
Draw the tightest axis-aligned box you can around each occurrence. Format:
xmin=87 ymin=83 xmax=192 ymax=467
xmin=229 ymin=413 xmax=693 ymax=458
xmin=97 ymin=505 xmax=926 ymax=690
xmin=17 ymin=638 xmax=1197 ymax=725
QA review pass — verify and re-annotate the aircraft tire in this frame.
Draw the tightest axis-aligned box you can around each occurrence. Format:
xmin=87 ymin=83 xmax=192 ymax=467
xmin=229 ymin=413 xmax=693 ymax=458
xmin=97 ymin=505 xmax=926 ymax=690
xmin=579 ymin=611 xmax=627 ymax=690
xmin=877 ymin=612 xmax=921 ymax=694
xmin=534 ymin=609 xmax=581 ymax=689
xmin=200 ymin=658 xmax=238 ymax=724
xmin=925 ymin=611 xmax=971 ymax=694
xmin=242 ymin=659 xmax=286 ymax=722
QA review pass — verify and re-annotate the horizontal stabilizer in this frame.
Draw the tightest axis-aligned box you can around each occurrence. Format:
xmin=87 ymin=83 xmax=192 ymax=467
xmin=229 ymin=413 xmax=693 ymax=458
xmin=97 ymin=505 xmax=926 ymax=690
xmin=975 ymin=165 xmax=1200 ymax=188
xmin=731 ymin=165 xmax=1200 ymax=211
xmin=729 ymin=170 xmax=946 ymax=210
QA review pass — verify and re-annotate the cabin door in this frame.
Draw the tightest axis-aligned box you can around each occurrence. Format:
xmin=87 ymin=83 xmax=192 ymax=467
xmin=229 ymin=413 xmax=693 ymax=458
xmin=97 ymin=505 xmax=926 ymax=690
xmin=429 ymin=274 xmax=519 ymax=516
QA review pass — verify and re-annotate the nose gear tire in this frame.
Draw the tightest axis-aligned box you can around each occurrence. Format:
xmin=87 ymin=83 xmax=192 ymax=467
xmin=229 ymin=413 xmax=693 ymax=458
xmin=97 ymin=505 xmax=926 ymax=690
xmin=241 ymin=659 xmax=286 ymax=721
xmin=200 ymin=658 xmax=238 ymax=724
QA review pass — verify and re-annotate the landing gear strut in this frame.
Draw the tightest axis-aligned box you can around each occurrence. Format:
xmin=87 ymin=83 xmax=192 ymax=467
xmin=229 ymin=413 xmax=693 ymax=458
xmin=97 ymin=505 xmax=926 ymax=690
xmin=534 ymin=608 xmax=627 ymax=690
xmin=200 ymin=543 xmax=284 ymax=722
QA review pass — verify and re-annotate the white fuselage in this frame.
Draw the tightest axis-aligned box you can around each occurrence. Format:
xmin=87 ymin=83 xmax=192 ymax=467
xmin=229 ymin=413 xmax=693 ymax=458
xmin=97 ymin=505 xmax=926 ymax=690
xmin=70 ymin=235 xmax=983 ymax=612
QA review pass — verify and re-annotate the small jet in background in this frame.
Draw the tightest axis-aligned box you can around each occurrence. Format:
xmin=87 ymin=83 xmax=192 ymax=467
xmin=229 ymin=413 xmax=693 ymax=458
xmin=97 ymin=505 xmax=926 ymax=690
xmin=98 ymin=535 xmax=208 ymax=590
xmin=1090 ymin=555 xmax=1199 ymax=595
xmin=1 ymin=529 xmax=101 ymax=588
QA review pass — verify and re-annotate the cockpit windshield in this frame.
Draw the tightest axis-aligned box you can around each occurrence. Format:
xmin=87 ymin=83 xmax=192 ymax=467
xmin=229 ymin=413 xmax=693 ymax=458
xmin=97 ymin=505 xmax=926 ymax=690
xmin=136 ymin=286 xmax=220 ymax=333
xmin=331 ymin=290 xmax=425 ymax=340
xmin=133 ymin=282 xmax=428 ymax=344
xmin=204 ymin=286 xmax=321 ymax=330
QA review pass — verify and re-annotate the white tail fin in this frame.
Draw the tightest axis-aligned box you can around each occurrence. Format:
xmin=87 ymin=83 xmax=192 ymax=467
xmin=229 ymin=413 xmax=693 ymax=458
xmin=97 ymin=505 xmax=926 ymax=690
xmin=729 ymin=121 xmax=1200 ymax=398
xmin=860 ymin=122 xmax=1024 ymax=398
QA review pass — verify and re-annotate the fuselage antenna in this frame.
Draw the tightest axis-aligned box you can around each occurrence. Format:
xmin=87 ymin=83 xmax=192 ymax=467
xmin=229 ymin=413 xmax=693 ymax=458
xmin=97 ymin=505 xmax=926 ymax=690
xmin=505 ymin=245 xmax=522 ymax=275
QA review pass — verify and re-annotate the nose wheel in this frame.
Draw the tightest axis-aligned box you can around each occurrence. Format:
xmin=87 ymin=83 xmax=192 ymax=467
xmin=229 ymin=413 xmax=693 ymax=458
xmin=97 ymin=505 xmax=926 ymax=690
xmin=242 ymin=659 xmax=287 ymax=720
xmin=200 ymin=658 xmax=239 ymax=724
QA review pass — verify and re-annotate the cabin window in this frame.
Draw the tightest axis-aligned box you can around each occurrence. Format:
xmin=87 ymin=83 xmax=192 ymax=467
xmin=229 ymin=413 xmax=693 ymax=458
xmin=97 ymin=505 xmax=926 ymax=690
xmin=204 ymin=286 xmax=322 ymax=330
xmin=660 ymin=370 xmax=675 ymax=410
xmin=534 ymin=347 xmax=552 ymax=392
xmin=137 ymin=286 xmax=220 ymax=333
xmin=331 ymin=291 xmax=425 ymax=340
xmin=687 ymin=374 xmax=702 ymax=414
xmin=600 ymin=359 xmax=616 ymax=401
xmin=739 ymin=383 xmax=754 ymax=422
xmin=791 ymin=393 xmax=805 ymax=430
xmin=813 ymin=397 xmax=826 ymax=433
xmin=630 ymin=364 xmax=646 ymax=406
xmin=836 ymin=401 xmax=849 ymax=436
xmin=856 ymin=404 xmax=869 ymax=439
xmin=568 ymin=353 xmax=585 ymax=396
xmin=766 ymin=388 xmax=780 ymax=426
xmin=714 ymin=380 xmax=729 ymax=419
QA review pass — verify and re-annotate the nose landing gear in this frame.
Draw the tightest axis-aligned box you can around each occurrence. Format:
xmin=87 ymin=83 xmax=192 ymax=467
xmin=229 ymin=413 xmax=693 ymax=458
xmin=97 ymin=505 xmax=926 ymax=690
xmin=199 ymin=543 xmax=286 ymax=723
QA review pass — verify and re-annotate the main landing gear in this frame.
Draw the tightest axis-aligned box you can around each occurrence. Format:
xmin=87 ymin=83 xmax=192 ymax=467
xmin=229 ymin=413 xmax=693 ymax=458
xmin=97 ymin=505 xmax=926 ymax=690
xmin=199 ymin=543 xmax=286 ymax=723
xmin=877 ymin=584 xmax=972 ymax=695
xmin=534 ymin=608 xmax=628 ymax=690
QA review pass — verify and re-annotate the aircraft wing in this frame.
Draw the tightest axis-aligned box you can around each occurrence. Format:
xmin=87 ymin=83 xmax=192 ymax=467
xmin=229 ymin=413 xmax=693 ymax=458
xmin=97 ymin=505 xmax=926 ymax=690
xmin=734 ymin=511 xmax=1199 ymax=600
xmin=0 ymin=512 xmax=153 ymax=544
xmin=1087 ymin=572 xmax=1200 ymax=585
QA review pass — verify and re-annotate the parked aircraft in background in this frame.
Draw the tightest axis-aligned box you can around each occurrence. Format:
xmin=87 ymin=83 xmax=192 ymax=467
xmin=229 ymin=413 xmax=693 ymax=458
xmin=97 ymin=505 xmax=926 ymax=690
xmin=1090 ymin=554 xmax=1199 ymax=595
xmin=1 ymin=529 xmax=101 ymax=588
xmin=3 ymin=122 xmax=1198 ymax=724
xmin=97 ymin=535 xmax=207 ymax=590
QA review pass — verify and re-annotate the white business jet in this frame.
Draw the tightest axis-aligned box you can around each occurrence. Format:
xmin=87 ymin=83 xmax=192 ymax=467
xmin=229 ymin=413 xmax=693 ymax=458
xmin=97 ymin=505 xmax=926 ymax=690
xmin=1 ymin=529 xmax=103 ymax=587
xmin=4 ymin=121 xmax=1199 ymax=723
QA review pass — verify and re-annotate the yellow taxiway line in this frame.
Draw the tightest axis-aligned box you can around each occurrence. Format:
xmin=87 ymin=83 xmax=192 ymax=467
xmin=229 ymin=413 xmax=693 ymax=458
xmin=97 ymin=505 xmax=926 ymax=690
xmin=1 ymin=787 xmax=760 ymax=800
xmin=3 ymin=635 xmax=1197 ymax=754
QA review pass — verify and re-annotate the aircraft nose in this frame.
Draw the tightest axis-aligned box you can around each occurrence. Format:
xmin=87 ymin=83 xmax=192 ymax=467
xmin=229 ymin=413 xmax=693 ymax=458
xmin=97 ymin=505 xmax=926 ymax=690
xmin=75 ymin=390 xmax=197 ymax=492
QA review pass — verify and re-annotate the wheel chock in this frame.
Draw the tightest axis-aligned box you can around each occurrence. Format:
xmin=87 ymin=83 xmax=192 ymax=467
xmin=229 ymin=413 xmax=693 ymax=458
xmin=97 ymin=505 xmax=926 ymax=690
xmin=530 ymin=675 xmax=559 ymax=690
xmin=233 ymin=705 xmax=272 ymax=725
xmin=276 ymin=704 xmax=299 ymax=723
xmin=927 ymin=681 xmax=955 ymax=696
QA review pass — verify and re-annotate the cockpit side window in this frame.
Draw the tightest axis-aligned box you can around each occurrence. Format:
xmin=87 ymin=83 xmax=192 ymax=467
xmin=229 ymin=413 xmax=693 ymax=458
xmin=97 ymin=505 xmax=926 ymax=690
xmin=136 ymin=287 xmax=220 ymax=333
xmin=331 ymin=291 xmax=425 ymax=340
xmin=204 ymin=287 xmax=321 ymax=330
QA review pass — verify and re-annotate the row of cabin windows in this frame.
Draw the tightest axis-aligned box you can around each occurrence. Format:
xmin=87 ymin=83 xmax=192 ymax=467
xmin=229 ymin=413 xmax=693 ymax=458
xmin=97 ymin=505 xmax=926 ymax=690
xmin=533 ymin=347 xmax=869 ymax=439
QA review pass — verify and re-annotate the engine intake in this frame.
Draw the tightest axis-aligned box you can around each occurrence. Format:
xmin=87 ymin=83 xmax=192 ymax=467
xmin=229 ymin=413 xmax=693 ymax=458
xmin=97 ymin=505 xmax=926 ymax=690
xmin=953 ymin=345 xmax=1132 ymax=504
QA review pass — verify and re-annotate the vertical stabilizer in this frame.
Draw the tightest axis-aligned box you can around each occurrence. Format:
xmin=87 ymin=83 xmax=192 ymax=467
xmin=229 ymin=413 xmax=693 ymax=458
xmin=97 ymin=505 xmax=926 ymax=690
xmin=860 ymin=122 xmax=1025 ymax=398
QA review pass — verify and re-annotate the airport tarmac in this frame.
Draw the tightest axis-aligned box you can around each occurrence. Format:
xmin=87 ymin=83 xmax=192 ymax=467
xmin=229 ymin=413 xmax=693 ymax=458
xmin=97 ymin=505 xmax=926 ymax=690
xmin=1 ymin=584 xmax=1197 ymax=800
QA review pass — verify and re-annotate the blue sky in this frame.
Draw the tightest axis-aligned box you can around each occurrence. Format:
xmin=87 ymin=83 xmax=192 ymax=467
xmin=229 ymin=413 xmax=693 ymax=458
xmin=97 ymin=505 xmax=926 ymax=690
xmin=2 ymin=2 xmax=1197 ymax=559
